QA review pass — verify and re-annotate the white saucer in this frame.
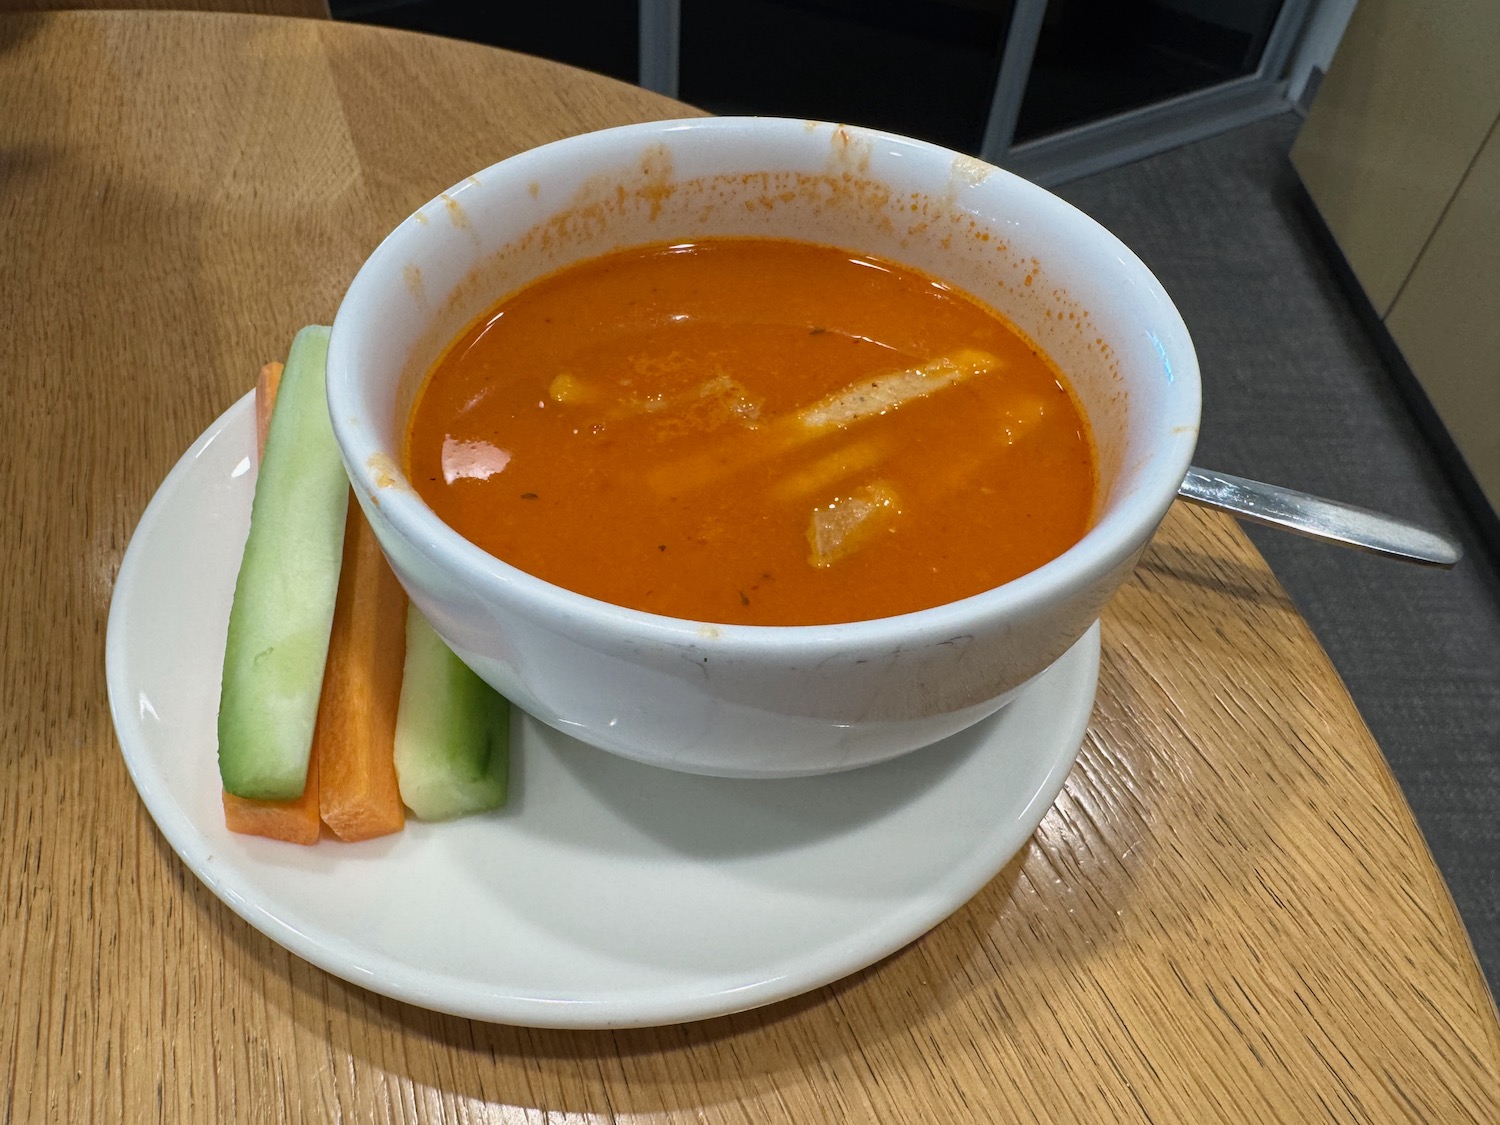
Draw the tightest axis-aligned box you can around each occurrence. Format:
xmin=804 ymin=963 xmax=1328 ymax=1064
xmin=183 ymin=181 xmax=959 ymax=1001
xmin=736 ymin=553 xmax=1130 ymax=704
xmin=105 ymin=393 xmax=1099 ymax=1029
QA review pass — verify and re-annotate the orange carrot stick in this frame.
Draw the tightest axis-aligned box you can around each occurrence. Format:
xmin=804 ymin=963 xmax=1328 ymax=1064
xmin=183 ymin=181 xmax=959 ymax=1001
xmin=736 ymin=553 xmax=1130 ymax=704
xmin=253 ymin=361 xmax=283 ymax=465
xmin=313 ymin=499 xmax=408 ymax=842
xmin=222 ymin=752 xmax=322 ymax=845
xmin=222 ymin=360 xmax=322 ymax=844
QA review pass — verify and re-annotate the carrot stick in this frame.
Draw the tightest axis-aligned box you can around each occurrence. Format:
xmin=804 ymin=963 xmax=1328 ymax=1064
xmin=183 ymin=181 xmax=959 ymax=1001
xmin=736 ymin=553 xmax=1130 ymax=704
xmin=313 ymin=498 xmax=408 ymax=842
xmin=222 ymin=752 xmax=322 ymax=844
xmin=253 ymin=361 xmax=283 ymax=464
xmin=222 ymin=360 xmax=323 ymax=844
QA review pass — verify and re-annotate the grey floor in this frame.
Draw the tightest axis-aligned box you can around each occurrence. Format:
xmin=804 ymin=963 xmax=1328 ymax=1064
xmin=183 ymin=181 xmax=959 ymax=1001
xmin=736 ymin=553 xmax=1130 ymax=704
xmin=1054 ymin=113 xmax=1500 ymax=996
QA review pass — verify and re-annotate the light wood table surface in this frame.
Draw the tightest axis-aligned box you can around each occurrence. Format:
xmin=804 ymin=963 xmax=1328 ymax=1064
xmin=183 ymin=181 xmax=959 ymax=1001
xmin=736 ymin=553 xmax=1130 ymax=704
xmin=3 ymin=10 xmax=1497 ymax=1122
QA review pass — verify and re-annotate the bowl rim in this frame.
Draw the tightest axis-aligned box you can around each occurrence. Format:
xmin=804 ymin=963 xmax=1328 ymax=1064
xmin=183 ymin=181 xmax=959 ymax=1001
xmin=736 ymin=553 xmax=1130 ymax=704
xmin=327 ymin=116 xmax=1201 ymax=656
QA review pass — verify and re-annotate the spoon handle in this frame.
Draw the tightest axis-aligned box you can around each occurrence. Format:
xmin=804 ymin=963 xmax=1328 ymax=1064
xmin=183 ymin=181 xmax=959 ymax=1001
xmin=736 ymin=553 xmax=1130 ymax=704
xmin=1177 ymin=466 xmax=1462 ymax=569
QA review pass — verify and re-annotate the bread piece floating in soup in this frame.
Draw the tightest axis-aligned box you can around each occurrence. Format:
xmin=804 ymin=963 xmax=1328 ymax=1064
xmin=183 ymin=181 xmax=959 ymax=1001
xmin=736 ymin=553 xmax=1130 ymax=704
xmin=406 ymin=238 xmax=1097 ymax=626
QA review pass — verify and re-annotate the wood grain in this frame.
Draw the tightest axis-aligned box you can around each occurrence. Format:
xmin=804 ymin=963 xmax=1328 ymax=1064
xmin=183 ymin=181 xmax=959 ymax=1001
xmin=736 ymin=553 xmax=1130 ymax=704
xmin=2 ymin=11 xmax=1496 ymax=1122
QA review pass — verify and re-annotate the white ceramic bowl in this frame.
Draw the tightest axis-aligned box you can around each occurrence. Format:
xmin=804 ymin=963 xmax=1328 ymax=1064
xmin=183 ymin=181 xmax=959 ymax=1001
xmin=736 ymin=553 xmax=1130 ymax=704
xmin=326 ymin=117 xmax=1200 ymax=778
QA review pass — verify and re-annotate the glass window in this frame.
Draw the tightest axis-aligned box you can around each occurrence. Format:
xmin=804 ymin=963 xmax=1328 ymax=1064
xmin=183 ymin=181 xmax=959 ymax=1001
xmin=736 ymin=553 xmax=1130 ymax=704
xmin=678 ymin=0 xmax=1016 ymax=155
xmin=1014 ymin=0 xmax=1285 ymax=142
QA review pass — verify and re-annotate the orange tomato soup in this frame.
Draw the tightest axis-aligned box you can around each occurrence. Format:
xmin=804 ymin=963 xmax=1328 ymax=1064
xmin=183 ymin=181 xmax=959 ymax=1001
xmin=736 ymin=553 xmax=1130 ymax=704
xmin=406 ymin=239 xmax=1095 ymax=625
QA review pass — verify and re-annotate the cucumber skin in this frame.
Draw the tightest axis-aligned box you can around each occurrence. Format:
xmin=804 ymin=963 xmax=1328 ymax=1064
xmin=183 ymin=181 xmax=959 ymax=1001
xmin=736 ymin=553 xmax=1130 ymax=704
xmin=394 ymin=605 xmax=510 ymax=821
xmin=217 ymin=326 xmax=350 ymax=800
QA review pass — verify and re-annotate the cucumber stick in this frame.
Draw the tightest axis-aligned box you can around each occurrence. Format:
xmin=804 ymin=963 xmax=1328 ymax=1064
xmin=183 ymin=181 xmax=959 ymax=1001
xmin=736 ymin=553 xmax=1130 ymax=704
xmin=218 ymin=326 xmax=350 ymax=800
xmin=394 ymin=605 xmax=509 ymax=820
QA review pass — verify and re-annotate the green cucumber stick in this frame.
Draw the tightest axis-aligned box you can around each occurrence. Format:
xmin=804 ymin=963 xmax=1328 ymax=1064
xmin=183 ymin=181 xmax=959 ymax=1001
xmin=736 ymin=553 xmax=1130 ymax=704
xmin=217 ymin=325 xmax=350 ymax=800
xmin=393 ymin=605 xmax=510 ymax=821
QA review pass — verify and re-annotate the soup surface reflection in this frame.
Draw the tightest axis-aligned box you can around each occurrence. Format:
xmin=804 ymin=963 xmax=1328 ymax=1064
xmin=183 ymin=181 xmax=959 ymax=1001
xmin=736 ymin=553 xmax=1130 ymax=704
xmin=406 ymin=239 xmax=1096 ymax=625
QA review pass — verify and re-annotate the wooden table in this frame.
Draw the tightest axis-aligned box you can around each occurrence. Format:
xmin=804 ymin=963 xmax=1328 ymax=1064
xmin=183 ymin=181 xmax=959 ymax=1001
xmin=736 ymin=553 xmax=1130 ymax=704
xmin=3 ymin=10 xmax=1496 ymax=1122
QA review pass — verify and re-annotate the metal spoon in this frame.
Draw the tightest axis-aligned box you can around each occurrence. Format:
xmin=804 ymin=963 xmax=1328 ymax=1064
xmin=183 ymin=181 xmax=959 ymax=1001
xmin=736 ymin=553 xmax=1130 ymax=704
xmin=1177 ymin=466 xmax=1462 ymax=568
